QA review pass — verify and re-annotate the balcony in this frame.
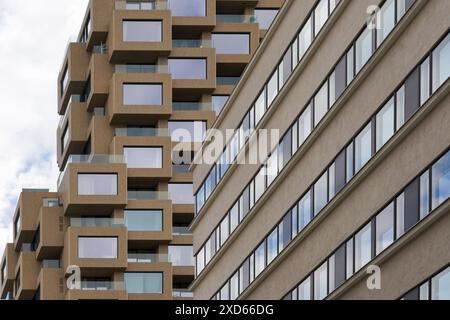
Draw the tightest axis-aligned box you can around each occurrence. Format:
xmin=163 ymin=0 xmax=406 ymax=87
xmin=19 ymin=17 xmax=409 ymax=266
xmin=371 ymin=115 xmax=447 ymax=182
xmin=58 ymin=43 xmax=90 ymax=115
xmin=1 ymin=244 xmax=18 ymax=299
xmin=57 ymin=155 xmax=128 ymax=215
xmin=13 ymin=190 xmax=59 ymax=252
xmin=216 ymin=14 xmax=256 ymax=24
xmin=173 ymin=289 xmax=194 ymax=300
xmin=62 ymin=225 xmax=128 ymax=273
xmin=57 ymin=99 xmax=90 ymax=170
xmin=111 ymin=134 xmax=172 ymax=181
xmin=108 ymin=5 xmax=172 ymax=63
xmin=124 ymin=264 xmax=172 ymax=300
xmin=85 ymin=52 xmax=113 ymax=111
xmin=172 ymin=39 xmax=211 ymax=48
xmin=35 ymin=203 xmax=64 ymax=260
xmin=14 ymin=251 xmax=40 ymax=300
xmin=127 ymin=253 xmax=169 ymax=263
xmin=78 ymin=0 xmax=114 ymax=50
xmin=169 ymin=48 xmax=216 ymax=95
xmin=170 ymin=0 xmax=216 ymax=32
xmin=125 ymin=199 xmax=173 ymax=244
xmin=109 ymin=73 xmax=172 ymax=124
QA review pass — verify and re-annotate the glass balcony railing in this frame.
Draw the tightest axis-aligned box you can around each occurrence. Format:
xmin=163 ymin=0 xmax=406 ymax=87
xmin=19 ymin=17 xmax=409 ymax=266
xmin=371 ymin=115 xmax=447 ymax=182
xmin=172 ymin=226 xmax=192 ymax=235
xmin=68 ymin=154 xmax=125 ymax=164
xmin=70 ymin=217 xmax=124 ymax=228
xmin=80 ymin=281 xmax=124 ymax=291
xmin=115 ymin=127 xmax=169 ymax=137
xmin=115 ymin=1 xmax=167 ymax=10
xmin=42 ymin=198 xmax=61 ymax=207
xmin=172 ymin=164 xmax=190 ymax=173
xmin=93 ymin=43 xmax=108 ymax=54
xmin=217 ymin=77 xmax=241 ymax=85
xmin=172 ymin=39 xmax=211 ymax=48
xmin=172 ymin=102 xmax=213 ymax=111
xmin=216 ymin=14 xmax=257 ymax=24
xmin=127 ymin=253 xmax=169 ymax=263
xmin=42 ymin=260 xmax=61 ymax=269
xmin=173 ymin=289 xmax=194 ymax=298
xmin=127 ymin=191 xmax=170 ymax=200
xmin=115 ymin=64 xmax=169 ymax=74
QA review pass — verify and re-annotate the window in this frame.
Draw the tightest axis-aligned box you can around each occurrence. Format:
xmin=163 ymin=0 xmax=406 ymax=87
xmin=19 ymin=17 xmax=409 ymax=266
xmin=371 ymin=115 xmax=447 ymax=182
xmin=77 ymin=174 xmax=118 ymax=196
xmin=314 ymin=172 xmax=328 ymax=216
xmin=314 ymin=261 xmax=328 ymax=300
xmin=346 ymin=239 xmax=354 ymax=279
xmin=267 ymin=229 xmax=278 ymax=264
xmin=431 ymin=267 xmax=450 ymax=300
xmin=298 ymin=104 xmax=312 ymax=145
xmin=376 ymin=0 xmax=395 ymax=47
xmin=220 ymin=217 xmax=229 ymax=246
xmin=354 ymin=223 xmax=372 ymax=271
xmin=168 ymin=121 xmax=206 ymax=142
xmin=124 ymin=273 xmax=163 ymax=294
xmin=420 ymin=171 xmax=430 ymax=219
xmin=346 ymin=46 xmax=355 ymax=85
xmin=376 ymin=97 xmax=395 ymax=151
xmin=239 ymin=259 xmax=250 ymax=293
xmin=375 ymin=203 xmax=394 ymax=254
xmin=314 ymin=82 xmax=328 ymax=126
xmin=298 ymin=276 xmax=311 ymax=300
xmin=125 ymin=1 xmax=155 ymax=10
xmin=123 ymin=20 xmax=162 ymax=42
xmin=420 ymin=57 xmax=431 ymax=105
xmin=1 ymin=261 xmax=6 ymax=284
xmin=314 ymin=0 xmax=329 ymax=36
xmin=298 ymin=191 xmax=312 ymax=230
xmin=168 ymin=0 xmax=206 ymax=17
xmin=220 ymin=282 xmax=229 ymax=300
xmin=168 ymin=59 xmax=207 ymax=80
xmin=212 ymin=95 xmax=229 ymax=114
xmin=168 ymin=184 xmax=194 ymax=204
xmin=278 ymin=214 xmax=292 ymax=252
xmin=61 ymin=65 xmax=68 ymax=95
xmin=355 ymin=28 xmax=373 ymax=73
xmin=355 ymin=123 xmax=372 ymax=173
xmin=254 ymin=89 xmax=266 ymax=124
xmin=230 ymin=272 xmax=239 ymax=300
xmin=14 ymin=213 xmax=21 ymax=239
xmin=78 ymin=237 xmax=118 ymax=259
xmin=266 ymin=151 xmax=278 ymax=186
xmin=254 ymin=166 xmax=266 ymax=202
xmin=432 ymin=150 xmax=450 ymax=209
xmin=196 ymin=248 xmax=205 ymax=275
xmin=123 ymin=84 xmax=162 ymax=105
xmin=15 ymin=269 xmax=20 ymax=293
xmin=267 ymin=70 xmax=278 ymax=106
xmin=298 ymin=17 xmax=312 ymax=58
xmin=124 ymin=210 xmax=162 ymax=231
xmin=432 ymin=33 xmax=450 ymax=92
xmin=230 ymin=202 xmax=239 ymax=232
xmin=255 ymin=9 xmax=278 ymax=30
xmin=124 ymin=147 xmax=162 ymax=168
xmin=212 ymin=33 xmax=250 ymax=54
xmin=254 ymin=241 xmax=266 ymax=277
xmin=168 ymin=246 xmax=195 ymax=266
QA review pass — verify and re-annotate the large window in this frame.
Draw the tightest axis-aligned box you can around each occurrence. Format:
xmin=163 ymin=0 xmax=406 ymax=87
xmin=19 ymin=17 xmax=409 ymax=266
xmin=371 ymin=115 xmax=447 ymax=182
xmin=314 ymin=0 xmax=329 ymax=36
xmin=431 ymin=267 xmax=450 ymax=300
xmin=432 ymin=33 xmax=450 ymax=92
xmin=314 ymin=172 xmax=328 ymax=216
xmin=314 ymin=261 xmax=328 ymax=300
xmin=376 ymin=0 xmax=395 ymax=47
xmin=168 ymin=184 xmax=194 ymax=204
xmin=168 ymin=59 xmax=207 ymax=80
xmin=375 ymin=203 xmax=394 ymax=254
xmin=168 ymin=246 xmax=195 ymax=266
xmin=298 ymin=276 xmax=311 ymax=300
xmin=354 ymin=223 xmax=372 ymax=271
xmin=124 ymin=272 xmax=163 ymax=294
xmin=78 ymin=237 xmax=118 ymax=259
xmin=168 ymin=121 xmax=206 ymax=142
xmin=212 ymin=33 xmax=250 ymax=54
xmin=431 ymin=150 xmax=450 ymax=209
xmin=123 ymin=20 xmax=162 ymax=42
xmin=314 ymin=82 xmax=328 ymax=126
xmin=123 ymin=84 xmax=162 ymax=105
xmin=254 ymin=241 xmax=266 ymax=278
xmin=254 ymin=9 xmax=278 ymax=30
xmin=298 ymin=17 xmax=312 ymax=58
xmin=77 ymin=174 xmax=118 ymax=196
xmin=168 ymin=0 xmax=206 ymax=17
xmin=124 ymin=147 xmax=162 ymax=168
xmin=354 ymin=123 xmax=372 ymax=173
xmin=124 ymin=210 xmax=163 ymax=231
xmin=355 ymin=28 xmax=373 ymax=73
xmin=376 ymin=98 xmax=395 ymax=151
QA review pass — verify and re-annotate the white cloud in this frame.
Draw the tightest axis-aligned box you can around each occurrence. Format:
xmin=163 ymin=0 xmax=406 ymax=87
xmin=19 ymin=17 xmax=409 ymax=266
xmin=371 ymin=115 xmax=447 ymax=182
xmin=0 ymin=0 xmax=88 ymax=254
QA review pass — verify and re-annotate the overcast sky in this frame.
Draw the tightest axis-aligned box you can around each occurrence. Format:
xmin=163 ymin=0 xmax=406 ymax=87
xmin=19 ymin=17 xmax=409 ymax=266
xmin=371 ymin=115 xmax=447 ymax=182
xmin=0 ymin=0 xmax=89 ymax=254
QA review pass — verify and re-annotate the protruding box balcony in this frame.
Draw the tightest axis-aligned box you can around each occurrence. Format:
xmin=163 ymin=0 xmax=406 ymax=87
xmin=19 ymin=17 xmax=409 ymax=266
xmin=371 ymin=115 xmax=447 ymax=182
xmin=109 ymin=72 xmax=172 ymax=124
xmin=125 ymin=262 xmax=172 ymax=300
xmin=0 ymin=244 xmax=18 ymax=299
xmin=57 ymin=99 xmax=90 ymax=170
xmin=35 ymin=201 xmax=64 ymax=260
xmin=57 ymin=155 xmax=128 ymax=215
xmin=170 ymin=0 xmax=216 ymax=32
xmin=58 ymin=43 xmax=90 ymax=115
xmin=125 ymin=197 xmax=173 ymax=244
xmin=14 ymin=251 xmax=40 ymax=300
xmin=109 ymin=3 xmax=172 ymax=63
xmin=111 ymin=129 xmax=172 ymax=181
xmin=62 ymin=221 xmax=128 ymax=273
xmin=13 ymin=190 xmax=58 ymax=252
xmin=86 ymin=52 xmax=113 ymax=111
